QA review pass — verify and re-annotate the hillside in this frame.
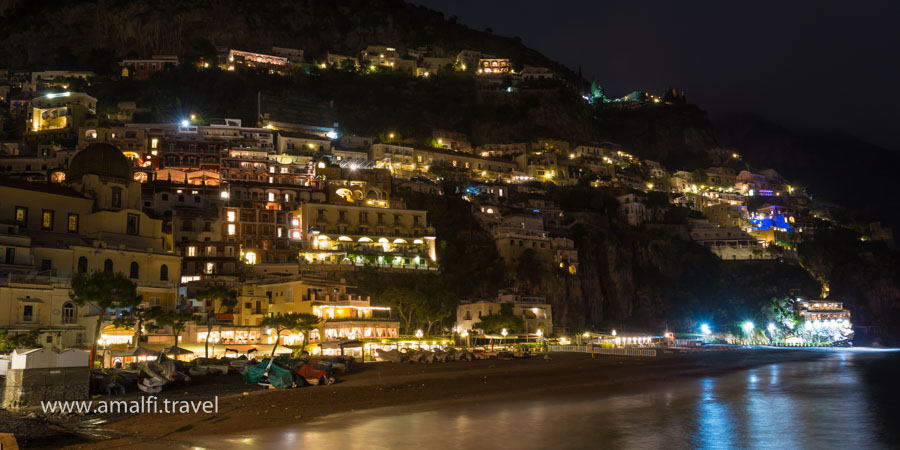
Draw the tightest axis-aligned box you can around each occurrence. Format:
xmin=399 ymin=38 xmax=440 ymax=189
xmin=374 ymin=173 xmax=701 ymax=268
xmin=0 ymin=0 xmax=575 ymax=80
xmin=716 ymin=114 xmax=900 ymax=230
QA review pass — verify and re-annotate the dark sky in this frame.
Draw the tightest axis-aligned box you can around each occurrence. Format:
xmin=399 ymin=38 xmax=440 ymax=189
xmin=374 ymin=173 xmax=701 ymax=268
xmin=412 ymin=0 xmax=900 ymax=149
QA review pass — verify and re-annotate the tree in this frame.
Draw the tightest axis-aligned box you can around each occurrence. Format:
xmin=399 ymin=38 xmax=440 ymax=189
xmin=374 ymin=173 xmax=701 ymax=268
xmin=474 ymin=304 xmax=525 ymax=334
xmin=147 ymin=308 xmax=198 ymax=347
xmin=70 ymin=271 xmax=143 ymax=367
xmin=416 ymin=294 xmax=454 ymax=335
xmin=379 ymin=286 xmax=422 ymax=334
xmin=0 ymin=329 xmax=40 ymax=353
xmin=113 ymin=305 xmax=152 ymax=349
xmin=197 ymin=285 xmax=238 ymax=357
xmin=261 ymin=313 xmax=320 ymax=357
xmin=691 ymin=169 xmax=709 ymax=185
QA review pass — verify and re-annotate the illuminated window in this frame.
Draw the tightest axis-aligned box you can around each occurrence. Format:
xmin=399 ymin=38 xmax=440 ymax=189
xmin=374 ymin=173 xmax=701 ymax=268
xmin=205 ymin=262 xmax=215 ymax=274
xmin=227 ymin=224 xmax=236 ymax=235
xmin=226 ymin=211 xmax=236 ymax=222
xmin=41 ymin=210 xmax=54 ymax=230
xmin=151 ymin=138 xmax=158 ymax=149
xmin=15 ymin=206 xmax=27 ymax=225
xmin=67 ymin=213 xmax=79 ymax=233
xmin=245 ymin=252 xmax=257 ymax=265
xmin=186 ymin=246 xmax=197 ymax=257
xmin=268 ymin=192 xmax=275 ymax=202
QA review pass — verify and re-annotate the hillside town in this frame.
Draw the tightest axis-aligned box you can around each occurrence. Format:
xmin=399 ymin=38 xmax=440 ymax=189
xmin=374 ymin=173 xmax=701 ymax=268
xmin=0 ymin=41 xmax=880 ymax=419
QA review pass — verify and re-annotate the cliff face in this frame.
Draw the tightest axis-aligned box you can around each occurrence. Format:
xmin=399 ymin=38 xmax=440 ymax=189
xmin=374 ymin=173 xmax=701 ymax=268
xmin=592 ymin=104 xmax=720 ymax=169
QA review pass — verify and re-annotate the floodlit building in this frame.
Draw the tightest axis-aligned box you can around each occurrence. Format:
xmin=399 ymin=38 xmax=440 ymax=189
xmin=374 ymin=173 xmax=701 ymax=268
xmin=227 ymin=49 xmax=290 ymax=75
xmin=477 ymin=58 xmax=510 ymax=75
xmin=456 ymin=290 xmax=553 ymax=335
xmin=293 ymin=198 xmax=437 ymax=271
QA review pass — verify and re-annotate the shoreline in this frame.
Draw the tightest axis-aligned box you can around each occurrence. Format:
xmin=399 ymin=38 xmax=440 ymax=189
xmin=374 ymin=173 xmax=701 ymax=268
xmin=53 ymin=348 xmax=840 ymax=448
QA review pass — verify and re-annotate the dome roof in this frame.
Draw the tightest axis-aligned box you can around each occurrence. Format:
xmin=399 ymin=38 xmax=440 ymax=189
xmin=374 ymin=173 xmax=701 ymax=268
xmin=67 ymin=143 xmax=133 ymax=182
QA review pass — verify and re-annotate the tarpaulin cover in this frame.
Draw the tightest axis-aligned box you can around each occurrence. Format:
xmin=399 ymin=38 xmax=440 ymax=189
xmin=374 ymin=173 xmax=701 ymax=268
xmin=295 ymin=364 xmax=328 ymax=381
xmin=243 ymin=359 xmax=294 ymax=389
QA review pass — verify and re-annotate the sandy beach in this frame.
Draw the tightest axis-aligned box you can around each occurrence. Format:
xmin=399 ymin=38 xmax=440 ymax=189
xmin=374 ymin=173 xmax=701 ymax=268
xmin=38 ymin=348 xmax=833 ymax=449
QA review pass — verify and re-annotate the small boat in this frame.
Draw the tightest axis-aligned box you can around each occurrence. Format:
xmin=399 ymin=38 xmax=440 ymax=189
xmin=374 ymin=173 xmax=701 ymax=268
xmin=137 ymin=377 xmax=164 ymax=394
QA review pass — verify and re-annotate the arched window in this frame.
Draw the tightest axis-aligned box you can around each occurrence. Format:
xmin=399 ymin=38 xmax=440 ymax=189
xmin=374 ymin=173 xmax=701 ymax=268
xmin=62 ymin=302 xmax=77 ymax=324
xmin=160 ymin=264 xmax=168 ymax=281
xmin=77 ymin=256 xmax=88 ymax=273
xmin=103 ymin=259 xmax=113 ymax=273
xmin=161 ymin=193 xmax=169 ymax=201
xmin=129 ymin=262 xmax=139 ymax=279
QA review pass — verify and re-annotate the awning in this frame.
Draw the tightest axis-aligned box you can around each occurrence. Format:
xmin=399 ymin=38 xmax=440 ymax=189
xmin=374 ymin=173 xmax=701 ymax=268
xmin=131 ymin=346 xmax=161 ymax=357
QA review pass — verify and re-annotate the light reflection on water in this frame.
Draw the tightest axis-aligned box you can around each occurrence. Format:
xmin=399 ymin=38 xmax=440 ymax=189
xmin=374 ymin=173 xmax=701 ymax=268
xmin=197 ymin=350 xmax=895 ymax=449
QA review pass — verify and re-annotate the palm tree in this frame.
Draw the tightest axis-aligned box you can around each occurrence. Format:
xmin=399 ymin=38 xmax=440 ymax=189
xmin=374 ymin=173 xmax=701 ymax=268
xmin=197 ymin=285 xmax=238 ymax=358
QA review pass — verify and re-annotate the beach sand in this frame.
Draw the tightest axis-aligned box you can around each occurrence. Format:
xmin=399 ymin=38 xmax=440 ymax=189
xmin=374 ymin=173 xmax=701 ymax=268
xmin=54 ymin=348 xmax=830 ymax=448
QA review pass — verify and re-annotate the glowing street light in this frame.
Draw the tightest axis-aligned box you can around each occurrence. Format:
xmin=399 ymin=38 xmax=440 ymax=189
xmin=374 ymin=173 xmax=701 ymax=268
xmin=611 ymin=329 xmax=617 ymax=336
xmin=181 ymin=119 xmax=189 ymax=127
xmin=415 ymin=329 xmax=423 ymax=339
xmin=701 ymin=324 xmax=711 ymax=335
xmin=767 ymin=323 xmax=776 ymax=333
xmin=742 ymin=321 xmax=754 ymax=334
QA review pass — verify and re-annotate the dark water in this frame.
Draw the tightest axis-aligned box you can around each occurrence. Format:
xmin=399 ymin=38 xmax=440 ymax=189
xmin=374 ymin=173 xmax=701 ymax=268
xmin=197 ymin=349 xmax=900 ymax=449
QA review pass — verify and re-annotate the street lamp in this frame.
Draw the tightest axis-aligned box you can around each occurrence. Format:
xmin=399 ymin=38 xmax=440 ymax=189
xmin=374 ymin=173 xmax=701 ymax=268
xmin=97 ymin=335 xmax=110 ymax=368
xmin=700 ymin=324 xmax=711 ymax=335
xmin=501 ymin=328 xmax=508 ymax=347
xmin=460 ymin=329 xmax=469 ymax=348
xmin=742 ymin=321 xmax=754 ymax=344
xmin=415 ymin=329 xmax=423 ymax=348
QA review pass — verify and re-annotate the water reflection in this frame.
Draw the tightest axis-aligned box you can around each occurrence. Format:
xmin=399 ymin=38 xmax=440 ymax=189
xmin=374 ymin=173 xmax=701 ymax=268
xmin=194 ymin=350 xmax=896 ymax=450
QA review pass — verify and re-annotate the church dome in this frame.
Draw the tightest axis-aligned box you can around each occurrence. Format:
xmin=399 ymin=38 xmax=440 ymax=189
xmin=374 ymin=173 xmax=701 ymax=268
xmin=67 ymin=143 xmax=133 ymax=182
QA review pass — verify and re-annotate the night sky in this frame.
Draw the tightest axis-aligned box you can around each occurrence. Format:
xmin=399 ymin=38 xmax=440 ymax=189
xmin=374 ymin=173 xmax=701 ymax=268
xmin=413 ymin=0 xmax=900 ymax=149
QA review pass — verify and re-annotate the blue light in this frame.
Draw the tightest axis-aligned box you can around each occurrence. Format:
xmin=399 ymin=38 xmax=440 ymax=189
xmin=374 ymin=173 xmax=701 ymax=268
xmin=701 ymin=324 xmax=711 ymax=335
xmin=181 ymin=120 xmax=189 ymax=127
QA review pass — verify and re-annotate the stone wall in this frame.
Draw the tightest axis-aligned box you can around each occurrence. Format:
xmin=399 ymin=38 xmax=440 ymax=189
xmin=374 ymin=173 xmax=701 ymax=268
xmin=1 ymin=367 xmax=89 ymax=409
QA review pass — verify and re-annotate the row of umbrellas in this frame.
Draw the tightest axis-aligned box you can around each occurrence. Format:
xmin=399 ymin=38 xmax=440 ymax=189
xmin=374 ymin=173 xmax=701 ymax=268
xmin=130 ymin=346 xmax=259 ymax=357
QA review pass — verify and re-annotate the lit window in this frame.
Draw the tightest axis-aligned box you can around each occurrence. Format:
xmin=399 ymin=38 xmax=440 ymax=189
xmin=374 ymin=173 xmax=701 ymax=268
xmin=226 ymin=211 xmax=236 ymax=222
xmin=41 ymin=210 xmax=54 ymax=230
xmin=15 ymin=206 xmax=27 ymax=225
xmin=245 ymin=252 xmax=257 ymax=265
xmin=187 ymin=246 xmax=197 ymax=257
xmin=227 ymin=224 xmax=236 ymax=235
xmin=67 ymin=213 xmax=79 ymax=233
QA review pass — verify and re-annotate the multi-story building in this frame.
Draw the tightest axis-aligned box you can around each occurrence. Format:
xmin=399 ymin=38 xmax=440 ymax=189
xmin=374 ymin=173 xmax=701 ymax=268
xmin=119 ymin=56 xmax=179 ymax=80
xmin=360 ymin=45 xmax=401 ymax=68
xmin=325 ymin=52 xmax=358 ymax=69
xmin=456 ymin=289 xmax=553 ymax=335
xmin=293 ymin=198 xmax=437 ymax=271
xmin=25 ymin=92 xmax=97 ymax=142
xmin=77 ymin=125 xmax=149 ymax=159
xmin=271 ymin=47 xmax=304 ymax=64
xmin=0 ymin=144 xmax=181 ymax=347
xmin=24 ymin=71 xmax=93 ymax=93
xmin=689 ymin=219 xmax=771 ymax=260
xmin=227 ymin=49 xmax=291 ymax=75
xmin=477 ymin=58 xmax=510 ymax=75
xmin=278 ymin=131 xmax=331 ymax=154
